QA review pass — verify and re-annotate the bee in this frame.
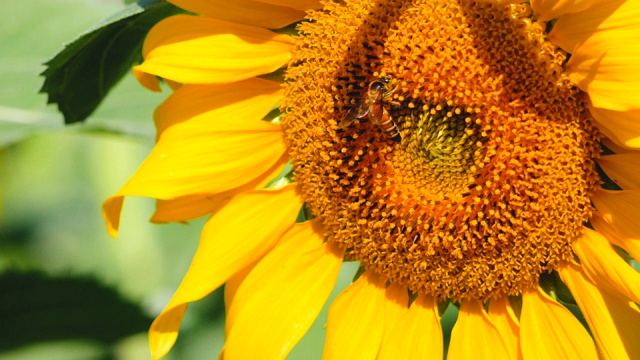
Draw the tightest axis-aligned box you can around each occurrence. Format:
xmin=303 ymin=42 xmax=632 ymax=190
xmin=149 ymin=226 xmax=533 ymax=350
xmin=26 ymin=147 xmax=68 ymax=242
xmin=339 ymin=77 xmax=402 ymax=142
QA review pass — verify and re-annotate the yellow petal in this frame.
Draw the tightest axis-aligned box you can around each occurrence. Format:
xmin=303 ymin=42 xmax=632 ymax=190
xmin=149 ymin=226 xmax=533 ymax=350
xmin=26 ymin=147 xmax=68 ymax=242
xmin=488 ymin=297 xmax=521 ymax=360
xmin=134 ymin=69 xmax=161 ymax=92
xmin=150 ymin=158 xmax=287 ymax=223
xmin=573 ymin=228 xmax=640 ymax=303
xmin=164 ymin=79 xmax=182 ymax=91
xmin=322 ymin=270 xmax=387 ymax=360
xmin=552 ymin=0 xmax=640 ymax=52
xmin=151 ymin=194 xmax=227 ymax=224
xmin=253 ymin=0 xmax=322 ymax=11
xmin=559 ymin=262 xmax=640 ymax=360
xmin=224 ymin=221 xmax=344 ymax=359
xmin=447 ymin=301 xmax=511 ymax=360
xmin=102 ymin=79 xmax=285 ymax=238
xmin=589 ymin=106 xmax=640 ymax=150
xmin=154 ymin=79 xmax=282 ymax=137
xmin=591 ymin=189 xmax=640 ymax=247
xmin=380 ymin=282 xmax=409 ymax=343
xmin=149 ymin=186 xmax=302 ymax=360
xmin=102 ymin=196 xmax=124 ymax=239
xmin=223 ymin=261 xmax=256 ymax=339
xmin=597 ymin=153 xmax=640 ymax=190
xmin=134 ymin=15 xmax=293 ymax=86
xmin=378 ymin=294 xmax=443 ymax=360
xmin=569 ymin=39 xmax=640 ymax=111
xmin=520 ymin=286 xmax=598 ymax=360
xmin=552 ymin=0 xmax=640 ymax=111
xmin=602 ymin=136 xmax=637 ymax=154
xmin=168 ymin=0 xmax=306 ymax=29
xmin=530 ymin=0 xmax=594 ymax=22
xmin=549 ymin=0 xmax=608 ymax=52
xmin=591 ymin=216 xmax=640 ymax=265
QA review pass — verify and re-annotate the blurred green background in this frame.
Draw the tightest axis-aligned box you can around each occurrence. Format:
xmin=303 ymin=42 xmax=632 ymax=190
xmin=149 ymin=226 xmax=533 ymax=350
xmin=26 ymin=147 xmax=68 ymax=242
xmin=0 ymin=1 xmax=365 ymax=359
xmin=0 ymin=1 xmax=457 ymax=359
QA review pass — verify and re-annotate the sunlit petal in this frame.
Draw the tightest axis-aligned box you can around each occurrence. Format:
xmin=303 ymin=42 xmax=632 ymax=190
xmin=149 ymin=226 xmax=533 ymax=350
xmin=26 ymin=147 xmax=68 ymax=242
xmin=552 ymin=0 xmax=640 ymax=111
xmin=589 ymin=106 xmax=640 ymax=150
xmin=591 ymin=216 xmax=640 ymax=265
xmin=378 ymin=294 xmax=443 ymax=360
xmin=530 ymin=0 xmax=594 ymax=21
xmin=149 ymin=186 xmax=302 ymax=360
xmin=559 ymin=262 xmax=640 ymax=360
xmin=224 ymin=221 xmax=344 ymax=359
xmin=573 ymin=228 xmax=640 ymax=303
xmin=253 ymin=0 xmax=322 ymax=11
xmin=323 ymin=270 xmax=387 ymax=360
xmin=488 ymin=297 xmax=521 ymax=360
xmin=134 ymin=15 xmax=293 ymax=86
xmin=551 ymin=0 xmax=640 ymax=53
xmin=591 ymin=189 xmax=640 ymax=248
xmin=168 ymin=0 xmax=306 ymax=28
xmin=447 ymin=300 xmax=510 ymax=360
xmin=379 ymin=282 xmax=409 ymax=343
xmin=153 ymin=79 xmax=283 ymax=138
xmin=150 ymin=159 xmax=287 ymax=223
xmin=520 ymin=287 xmax=598 ymax=360
xmin=102 ymin=79 xmax=285 ymax=238
xmin=597 ymin=153 xmax=640 ymax=190
xmin=602 ymin=137 xmax=637 ymax=154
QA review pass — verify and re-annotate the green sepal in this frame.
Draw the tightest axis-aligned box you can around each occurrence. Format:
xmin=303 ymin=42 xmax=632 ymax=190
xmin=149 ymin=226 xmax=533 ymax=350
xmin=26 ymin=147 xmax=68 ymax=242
xmin=39 ymin=0 xmax=185 ymax=124
xmin=352 ymin=264 xmax=366 ymax=283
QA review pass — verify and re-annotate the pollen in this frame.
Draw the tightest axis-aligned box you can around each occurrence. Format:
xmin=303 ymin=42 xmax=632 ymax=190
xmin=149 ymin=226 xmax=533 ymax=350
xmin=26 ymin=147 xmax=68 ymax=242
xmin=282 ymin=0 xmax=600 ymax=301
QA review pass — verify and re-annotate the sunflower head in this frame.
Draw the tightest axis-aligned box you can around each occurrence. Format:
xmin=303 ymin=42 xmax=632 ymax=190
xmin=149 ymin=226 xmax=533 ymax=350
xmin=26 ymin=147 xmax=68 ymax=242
xmin=283 ymin=0 xmax=601 ymax=301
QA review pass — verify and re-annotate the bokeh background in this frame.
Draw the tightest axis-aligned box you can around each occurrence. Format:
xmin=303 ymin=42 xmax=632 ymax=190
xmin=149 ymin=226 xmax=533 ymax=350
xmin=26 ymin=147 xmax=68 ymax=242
xmin=0 ymin=1 xmax=456 ymax=359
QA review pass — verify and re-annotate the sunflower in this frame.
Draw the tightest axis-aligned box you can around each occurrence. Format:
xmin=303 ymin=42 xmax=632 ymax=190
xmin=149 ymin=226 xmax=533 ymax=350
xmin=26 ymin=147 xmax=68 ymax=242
xmin=103 ymin=0 xmax=640 ymax=358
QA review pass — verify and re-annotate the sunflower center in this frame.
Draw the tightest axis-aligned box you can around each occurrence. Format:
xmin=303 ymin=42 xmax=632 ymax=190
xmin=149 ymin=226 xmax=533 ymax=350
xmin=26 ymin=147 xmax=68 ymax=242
xmin=282 ymin=0 xmax=600 ymax=301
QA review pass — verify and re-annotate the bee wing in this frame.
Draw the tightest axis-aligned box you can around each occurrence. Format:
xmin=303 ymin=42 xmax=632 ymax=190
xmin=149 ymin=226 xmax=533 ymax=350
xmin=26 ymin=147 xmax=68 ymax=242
xmin=339 ymin=99 xmax=371 ymax=128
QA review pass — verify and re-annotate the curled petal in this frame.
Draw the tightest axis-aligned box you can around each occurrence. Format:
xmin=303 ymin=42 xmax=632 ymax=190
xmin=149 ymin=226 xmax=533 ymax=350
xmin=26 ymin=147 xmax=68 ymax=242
xmin=149 ymin=186 xmax=302 ymax=360
xmin=559 ymin=262 xmax=640 ymax=360
xmin=520 ymin=286 xmax=598 ymax=360
xmin=447 ymin=301 xmax=510 ymax=360
xmin=134 ymin=15 xmax=293 ymax=87
xmin=323 ymin=270 xmax=387 ymax=360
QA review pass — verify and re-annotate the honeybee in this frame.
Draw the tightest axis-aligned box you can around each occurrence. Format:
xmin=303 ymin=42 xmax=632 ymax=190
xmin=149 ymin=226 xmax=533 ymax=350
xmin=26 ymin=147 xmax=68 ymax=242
xmin=339 ymin=77 xmax=402 ymax=142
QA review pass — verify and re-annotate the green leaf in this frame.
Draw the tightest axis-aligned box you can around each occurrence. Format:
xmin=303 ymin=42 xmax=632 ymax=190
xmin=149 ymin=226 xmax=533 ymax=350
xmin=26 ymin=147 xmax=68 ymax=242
xmin=39 ymin=0 xmax=184 ymax=124
xmin=0 ymin=271 xmax=153 ymax=351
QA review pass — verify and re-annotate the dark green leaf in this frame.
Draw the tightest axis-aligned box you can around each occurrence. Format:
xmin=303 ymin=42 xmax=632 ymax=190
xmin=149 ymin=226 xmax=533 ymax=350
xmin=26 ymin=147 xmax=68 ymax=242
xmin=0 ymin=271 xmax=153 ymax=350
xmin=39 ymin=0 xmax=184 ymax=124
